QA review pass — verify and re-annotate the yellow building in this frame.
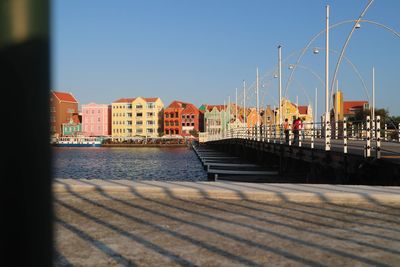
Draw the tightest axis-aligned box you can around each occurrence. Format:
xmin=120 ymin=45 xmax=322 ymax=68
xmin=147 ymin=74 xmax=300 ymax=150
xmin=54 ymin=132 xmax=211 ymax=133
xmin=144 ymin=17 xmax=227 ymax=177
xmin=333 ymin=90 xmax=344 ymax=121
xmin=112 ymin=97 xmax=164 ymax=141
xmin=274 ymin=97 xmax=300 ymax=124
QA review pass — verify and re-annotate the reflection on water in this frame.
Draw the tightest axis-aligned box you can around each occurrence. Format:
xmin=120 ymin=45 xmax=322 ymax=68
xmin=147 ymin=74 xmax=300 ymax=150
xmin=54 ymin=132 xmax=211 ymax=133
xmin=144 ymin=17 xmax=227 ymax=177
xmin=53 ymin=147 xmax=207 ymax=181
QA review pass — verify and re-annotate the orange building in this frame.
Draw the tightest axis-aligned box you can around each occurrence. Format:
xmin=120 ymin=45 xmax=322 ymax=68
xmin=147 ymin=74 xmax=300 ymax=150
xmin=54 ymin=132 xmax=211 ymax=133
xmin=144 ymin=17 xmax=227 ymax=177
xmin=164 ymin=101 xmax=203 ymax=136
xmin=50 ymin=91 xmax=78 ymax=136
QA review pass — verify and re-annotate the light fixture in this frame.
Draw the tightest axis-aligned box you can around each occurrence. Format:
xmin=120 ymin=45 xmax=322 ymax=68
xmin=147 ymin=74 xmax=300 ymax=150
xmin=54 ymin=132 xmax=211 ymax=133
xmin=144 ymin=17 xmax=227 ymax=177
xmin=273 ymin=73 xmax=278 ymax=78
xmin=313 ymin=48 xmax=319 ymax=54
xmin=288 ymin=64 xmax=294 ymax=70
xmin=355 ymin=23 xmax=361 ymax=29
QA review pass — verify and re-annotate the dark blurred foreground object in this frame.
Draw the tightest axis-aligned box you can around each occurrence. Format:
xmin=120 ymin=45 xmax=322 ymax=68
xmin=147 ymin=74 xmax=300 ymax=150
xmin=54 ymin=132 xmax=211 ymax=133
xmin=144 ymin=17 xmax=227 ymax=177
xmin=0 ymin=1 xmax=52 ymax=266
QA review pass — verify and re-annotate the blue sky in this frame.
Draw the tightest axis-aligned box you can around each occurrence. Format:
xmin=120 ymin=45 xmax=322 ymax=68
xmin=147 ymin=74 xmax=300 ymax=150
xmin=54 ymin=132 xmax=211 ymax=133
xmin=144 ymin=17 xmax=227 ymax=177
xmin=52 ymin=0 xmax=400 ymax=117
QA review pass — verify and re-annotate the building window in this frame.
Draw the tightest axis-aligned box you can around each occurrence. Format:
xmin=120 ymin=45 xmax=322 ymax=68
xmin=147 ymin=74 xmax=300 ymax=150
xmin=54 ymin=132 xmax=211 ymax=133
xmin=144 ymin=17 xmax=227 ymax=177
xmin=137 ymin=129 xmax=143 ymax=133
xmin=147 ymin=128 xmax=154 ymax=133
xmin=166 ymin=121 xmax=169 ymax=126
xmin=147 ymin=112 xmax=154 ymax=117
xmin=182 ymin=123 xmax=185 ymax=126
xmin=191 ymin=123 xmax=194 ymax=126
xmin=136 ymin=121 xmax=143 ymax=125
xmin=175 ymin=130 xmax=179 ymax=134
xmin=175 ymin=112 xmax=178 ymax=117
xmin=127 ymin=104 xmax=132 ymax=109
xmin=98 ymin=118 xmax=100 ymax=122
xmin=175 ymin=121 xmax=179 ymax=126
xmin=147 ymin=121 xmax=154 ymax=125
xmin=147 ymin=103 xmax=155 ymax=109
xmin=136 ymin=105 xmax=143 ymax=109
xmin=191 ymin=115 xmax=195 ymax=118
xmin=182 ymin=115 xmax=185 ymax=119
xmin=67 ymin=108 xmax=75 ymax=114
xmin=136 ymin=113 xmax=143 ymax=117
xmin=165 ymin=113 xmax=169 ymax=118
xmin=170 ymin=113 xmax=174 ymax=118
xmin=166 ymin=130 xmax=169 ymax=134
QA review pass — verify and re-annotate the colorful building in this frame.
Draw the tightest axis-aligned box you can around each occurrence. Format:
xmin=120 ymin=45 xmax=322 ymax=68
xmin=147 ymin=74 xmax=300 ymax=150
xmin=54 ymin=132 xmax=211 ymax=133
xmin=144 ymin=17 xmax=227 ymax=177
xmin=164 ymin=101 xmax=202 ymax=136
xmin=297 ymin=105 xmax=313 ymax=122
xmin=201 ymin=104 xmax=238 ymax=137
xmin=260 ymin=105 xmax=276 ymax=126
xmin=50 ymin=91 xmax=79 ymax=136
xmin=62 ymin=113 xmax=82 ymax=136
xmin=274 ymin=97 xmax=301 ymax=124
xmin=82 ymin=103 xmax=112 ymax=137
xmin=333 ymin=90 xmax=369 ymax=119
xmin=201 ymin=105 xmax=224 ymax=136
xmin=112 ymin=97 xmax=164 ymax=141
xmin=343 ymin=101 xmax=369 ymax=118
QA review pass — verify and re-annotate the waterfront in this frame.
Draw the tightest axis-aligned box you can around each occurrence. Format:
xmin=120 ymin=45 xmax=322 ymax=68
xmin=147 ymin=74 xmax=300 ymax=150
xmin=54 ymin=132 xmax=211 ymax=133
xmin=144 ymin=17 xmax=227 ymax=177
xmin=53 ymin=147 xmax=207 ymax=181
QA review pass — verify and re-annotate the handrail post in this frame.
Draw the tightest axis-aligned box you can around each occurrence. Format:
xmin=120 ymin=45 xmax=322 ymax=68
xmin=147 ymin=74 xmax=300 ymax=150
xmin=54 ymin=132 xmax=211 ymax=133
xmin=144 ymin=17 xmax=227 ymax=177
xmin=376 ymin=116 xmax=381 ymax=159
xmin=365 ymin=116 xmax=371 ymax=157
xmin=343 ymin=118 xmax=347 ymax=154
xmin=398 ymin=123 xmax=400 ymax=142
xmin=335 ymin=119 xmax=338 ymax=139
xmin=311 ymin=121 xmax=314 ymax=149
xmin=384 ymin=123 xmax=387 ymax=141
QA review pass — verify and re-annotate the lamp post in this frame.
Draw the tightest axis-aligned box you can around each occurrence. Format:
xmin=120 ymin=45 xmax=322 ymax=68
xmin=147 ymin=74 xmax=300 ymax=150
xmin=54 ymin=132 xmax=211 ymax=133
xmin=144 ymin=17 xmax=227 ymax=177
xmin=372 ymin=67 xmax=375 ymax=138
xmin=325 ymin=4 xmax=331 ymax=151
xmin=256 ymin=67 xmax=260 ymax=140
xmin=278 ymin=45 xmax=283 ymax=130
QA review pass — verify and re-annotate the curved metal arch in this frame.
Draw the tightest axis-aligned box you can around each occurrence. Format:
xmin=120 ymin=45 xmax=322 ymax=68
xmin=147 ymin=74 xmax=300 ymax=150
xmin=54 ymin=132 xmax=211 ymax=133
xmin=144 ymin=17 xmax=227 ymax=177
xmin=284 ymin=17 xmax=399 ymax=98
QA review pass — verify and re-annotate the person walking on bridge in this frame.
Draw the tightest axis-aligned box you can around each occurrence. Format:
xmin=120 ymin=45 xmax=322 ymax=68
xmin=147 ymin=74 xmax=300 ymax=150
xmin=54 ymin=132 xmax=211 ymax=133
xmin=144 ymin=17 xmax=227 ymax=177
xmin=293 ymin=117 xmax=301 ymax=145
xmin=283 ymin=118 xmax=290 ymax=144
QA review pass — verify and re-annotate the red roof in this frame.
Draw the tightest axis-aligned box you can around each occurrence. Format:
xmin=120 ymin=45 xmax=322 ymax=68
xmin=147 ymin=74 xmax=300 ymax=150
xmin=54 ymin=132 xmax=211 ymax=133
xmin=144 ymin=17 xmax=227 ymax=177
xmin=113 ymin=98 xmax=136 ymax=103
xmin=203 ymin=104 xmax=226 ymax=112
xmin=298 ymin=106 xmax=308 ymax=115
xmin=166 ymin=100 xmax=191 ymax=109
xmin=52 ymin=91 xmax=78 ymax=103
xmin=182 ymin=103 xmax=199 ymax=114
xmin=343 ymin=101 xmax=368 ymax=115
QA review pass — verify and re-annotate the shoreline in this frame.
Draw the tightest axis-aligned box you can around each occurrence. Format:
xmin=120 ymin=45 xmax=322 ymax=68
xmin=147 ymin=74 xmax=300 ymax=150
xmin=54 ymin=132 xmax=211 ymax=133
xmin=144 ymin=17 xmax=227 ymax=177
xmin=101 ymin=143 xmax=189 ymax=147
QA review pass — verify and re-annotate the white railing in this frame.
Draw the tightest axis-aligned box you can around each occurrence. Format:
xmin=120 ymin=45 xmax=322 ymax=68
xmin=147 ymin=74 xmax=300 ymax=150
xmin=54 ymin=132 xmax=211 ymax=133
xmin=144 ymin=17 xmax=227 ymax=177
xmin=203 ymin=117 xmax=398 ymax=159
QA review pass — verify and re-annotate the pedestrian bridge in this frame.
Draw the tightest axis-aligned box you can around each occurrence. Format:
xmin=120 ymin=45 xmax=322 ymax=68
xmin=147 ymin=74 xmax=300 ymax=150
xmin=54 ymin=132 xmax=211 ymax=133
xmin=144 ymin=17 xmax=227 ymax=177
xmin=201 ymin=118 xmax=400 ymax=185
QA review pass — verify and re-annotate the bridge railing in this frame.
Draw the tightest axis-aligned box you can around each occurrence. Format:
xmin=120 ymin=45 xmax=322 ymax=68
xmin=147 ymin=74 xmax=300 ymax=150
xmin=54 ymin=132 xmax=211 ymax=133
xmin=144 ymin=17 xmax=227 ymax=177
xmin=206 ymin=115 xmax=400 ymax=159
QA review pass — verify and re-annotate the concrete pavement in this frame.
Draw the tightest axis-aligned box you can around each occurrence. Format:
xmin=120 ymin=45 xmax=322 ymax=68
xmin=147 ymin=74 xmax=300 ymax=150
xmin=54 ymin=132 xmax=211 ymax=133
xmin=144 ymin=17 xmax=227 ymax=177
xmin=54 ymin=179 xmax=400 ymax=266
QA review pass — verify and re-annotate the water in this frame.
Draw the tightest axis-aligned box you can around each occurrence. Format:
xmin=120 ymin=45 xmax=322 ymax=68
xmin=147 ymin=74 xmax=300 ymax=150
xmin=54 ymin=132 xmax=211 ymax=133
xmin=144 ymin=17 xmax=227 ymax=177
xmin=53 ymin=147 xmax=207 ymax=181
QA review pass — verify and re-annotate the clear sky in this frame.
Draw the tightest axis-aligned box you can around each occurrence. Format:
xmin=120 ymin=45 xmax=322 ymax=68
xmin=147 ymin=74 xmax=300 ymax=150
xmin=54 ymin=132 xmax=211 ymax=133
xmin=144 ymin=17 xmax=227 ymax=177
xmin=52 ymin=0 xmax=400 ymax=117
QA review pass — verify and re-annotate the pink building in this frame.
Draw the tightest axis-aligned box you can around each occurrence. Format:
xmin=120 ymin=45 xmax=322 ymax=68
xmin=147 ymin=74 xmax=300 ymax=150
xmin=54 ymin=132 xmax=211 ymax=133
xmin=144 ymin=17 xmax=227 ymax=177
xmin=82 ymin=103 xmax=112 ymax=136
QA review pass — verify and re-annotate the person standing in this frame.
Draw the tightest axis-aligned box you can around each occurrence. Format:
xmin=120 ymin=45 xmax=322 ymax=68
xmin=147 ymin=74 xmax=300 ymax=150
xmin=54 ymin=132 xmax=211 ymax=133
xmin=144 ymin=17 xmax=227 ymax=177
xmin=283 ymin=118 xmax=290 ymax=144
xmin=293 ymin=117 xmax=301 ymax=145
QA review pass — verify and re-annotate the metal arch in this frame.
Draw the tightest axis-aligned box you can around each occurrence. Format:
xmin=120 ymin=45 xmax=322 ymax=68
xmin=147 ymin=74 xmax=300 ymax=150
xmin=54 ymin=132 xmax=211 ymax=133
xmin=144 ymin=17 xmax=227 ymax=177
xmin=284 ymin=16 xmax=399 ymax=99
xmin=314 ymin=46 xmax=371 ymax=101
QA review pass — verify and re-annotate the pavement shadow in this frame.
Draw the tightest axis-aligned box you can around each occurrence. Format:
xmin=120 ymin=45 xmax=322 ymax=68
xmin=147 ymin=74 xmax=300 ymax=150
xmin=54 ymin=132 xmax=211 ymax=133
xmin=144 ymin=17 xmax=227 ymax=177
xmin=56 ymin=179 xmax=399 ymax=266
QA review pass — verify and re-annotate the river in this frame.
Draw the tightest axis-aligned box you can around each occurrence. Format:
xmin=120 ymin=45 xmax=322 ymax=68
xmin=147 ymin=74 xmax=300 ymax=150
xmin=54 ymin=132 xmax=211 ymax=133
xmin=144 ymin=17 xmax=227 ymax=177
xmin=53 ymin=147 xmax=207 ymax=181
